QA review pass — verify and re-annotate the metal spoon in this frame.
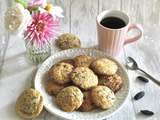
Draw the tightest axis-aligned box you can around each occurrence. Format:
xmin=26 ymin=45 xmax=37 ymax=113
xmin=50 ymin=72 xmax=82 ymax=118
xmin=126 ymin=57 xmax=160 ymax=86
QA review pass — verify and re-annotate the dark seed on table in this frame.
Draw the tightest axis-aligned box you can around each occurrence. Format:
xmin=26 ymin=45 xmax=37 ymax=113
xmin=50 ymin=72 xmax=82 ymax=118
xmin=140 ymin=110 xmax=154 ymax=116
xmin=134 ymin=91 xmax=145 ymax=100
xmin=137 ymin=76 xmax=149 ymax=83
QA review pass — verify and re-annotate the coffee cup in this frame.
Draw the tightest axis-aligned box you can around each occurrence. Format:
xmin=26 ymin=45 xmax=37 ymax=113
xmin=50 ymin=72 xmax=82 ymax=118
xmin=97 ymin=10 xmax=143 ymax=56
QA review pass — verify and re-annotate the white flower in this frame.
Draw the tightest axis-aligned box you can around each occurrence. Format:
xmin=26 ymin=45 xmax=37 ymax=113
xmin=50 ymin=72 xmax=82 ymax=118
xmin=39 ymin=5 xmax=64 ymax=18
xmin=50 ymin=6 xmax=64 ymax=18
xmin=5 ymin=3 xmax=31 ymax=37
xmin=38 ymin=7 xmax=46 ymax=13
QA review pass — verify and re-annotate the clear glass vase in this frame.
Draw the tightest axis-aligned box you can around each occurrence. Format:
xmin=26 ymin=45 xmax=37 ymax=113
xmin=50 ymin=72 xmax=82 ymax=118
xmin=25 ymin=43 xmax=51 ymax=64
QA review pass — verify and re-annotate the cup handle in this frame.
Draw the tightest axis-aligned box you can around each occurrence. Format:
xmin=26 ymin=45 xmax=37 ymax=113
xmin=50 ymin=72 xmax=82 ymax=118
xmin=124 ymin=24 xmax=143 ymax=45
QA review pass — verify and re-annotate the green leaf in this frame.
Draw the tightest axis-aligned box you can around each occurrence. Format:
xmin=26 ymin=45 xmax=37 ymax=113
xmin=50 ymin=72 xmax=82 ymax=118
xmin=15 ymin=0 xmax=27 ymax=8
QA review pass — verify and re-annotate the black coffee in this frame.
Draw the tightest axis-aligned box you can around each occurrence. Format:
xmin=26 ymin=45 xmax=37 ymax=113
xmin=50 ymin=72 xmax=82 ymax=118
xmin=100 ymin=17 xmax=126 ymax=29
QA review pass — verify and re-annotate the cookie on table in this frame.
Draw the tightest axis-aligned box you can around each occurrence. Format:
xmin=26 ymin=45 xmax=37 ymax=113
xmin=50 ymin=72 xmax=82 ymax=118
xmin=49 ymin=62 xmax=74 ymax=84
xmin=45 ymin=80 xmax=66 ymax=96
xmin=71 ymin=67 xmax=98 ymax=90
xmin=79 ymin=91 xmax=96 ymax=112
xmin=91 ymin=58 xmax=118 ymax=75
xmin=91 ymin=86 xmax=115 ymax=109
xmin=15 ymin=88 xmax=43 ymax=119
xmin=56 ymin=33 xmax=81 ymax=50
xmin=74 ymin=55 xmax=95 ymax=67
xmin=56 ymin=86 xmax=83 ymax=112
xmin=99 ymin=74 xmax=123 ymax=92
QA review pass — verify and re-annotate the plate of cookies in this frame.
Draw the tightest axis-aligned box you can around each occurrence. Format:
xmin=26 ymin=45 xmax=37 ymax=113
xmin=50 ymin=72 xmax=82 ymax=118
xmin=35 ymin=48 xmax=130 ymax=120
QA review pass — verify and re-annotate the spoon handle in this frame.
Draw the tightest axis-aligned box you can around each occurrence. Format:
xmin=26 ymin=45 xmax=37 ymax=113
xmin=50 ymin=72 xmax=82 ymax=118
xmin=138 ymin=68 xmax=160 ymax=86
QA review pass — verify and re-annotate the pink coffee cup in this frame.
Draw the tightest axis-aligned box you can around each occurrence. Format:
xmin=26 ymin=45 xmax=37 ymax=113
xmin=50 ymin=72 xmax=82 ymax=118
xmin=97 ymin=10 xmax=143 ymax=56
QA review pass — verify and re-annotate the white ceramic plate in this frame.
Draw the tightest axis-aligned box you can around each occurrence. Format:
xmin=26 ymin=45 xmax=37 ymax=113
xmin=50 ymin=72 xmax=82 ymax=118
xmin=35 ymin=48 xmax=130 ymax=120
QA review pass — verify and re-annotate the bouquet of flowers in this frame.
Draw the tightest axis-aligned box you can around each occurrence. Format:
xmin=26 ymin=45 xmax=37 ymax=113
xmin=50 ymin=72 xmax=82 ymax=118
xmin=5 ymin=0 xmax=63 ymax=63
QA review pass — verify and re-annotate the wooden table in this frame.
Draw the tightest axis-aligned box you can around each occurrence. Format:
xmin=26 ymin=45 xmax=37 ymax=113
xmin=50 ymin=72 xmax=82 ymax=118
xmin=1 ymin=1 xmax=160 ymax=120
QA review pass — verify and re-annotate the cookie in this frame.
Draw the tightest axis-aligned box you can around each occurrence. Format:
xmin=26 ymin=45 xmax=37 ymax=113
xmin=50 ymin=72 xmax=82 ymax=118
xmin=71 ymin=67 xmax=98 ymax=90
xmin=99 ymin=74 xmax=123 ymax=92
xmin=74 ymin=55 xmax=95 ymax=67
xmin=91 ymin=86 xmax=115 ymax=109
xmin=56 ymin=86 xmax=83 ymax=112
xmin=49 ymin=62 xmax=74 ymax=84
xmin=56 ymin=33 xmax=81 ymax=50
xmin=91 ymin=58 xmax=118 ymax=75
xmin=15 ymin=88 xmax=43 ymax=119
xmin=45 ymin=80 xmax=66 ymax=96
xmin=79 ymin=91 xmax=96 ymax=112
xmin=58 ymin=59 xmax=75 ymax=66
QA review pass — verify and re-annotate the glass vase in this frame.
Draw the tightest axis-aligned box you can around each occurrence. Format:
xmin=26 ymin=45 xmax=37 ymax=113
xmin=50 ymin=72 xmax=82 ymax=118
xmin=25 ymin=42 xmax=51 ymax=64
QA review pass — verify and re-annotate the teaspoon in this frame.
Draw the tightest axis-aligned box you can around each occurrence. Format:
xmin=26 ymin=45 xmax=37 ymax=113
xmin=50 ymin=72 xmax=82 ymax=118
xmin=126 ymin=57 xmax=160 ymax=86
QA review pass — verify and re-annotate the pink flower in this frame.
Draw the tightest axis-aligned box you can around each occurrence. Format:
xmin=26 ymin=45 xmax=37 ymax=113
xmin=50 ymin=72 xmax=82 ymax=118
xmin=28 ymin=0 xmax=46 ymax=7
xmin=24 ymin=12 xmax=60 ymax=46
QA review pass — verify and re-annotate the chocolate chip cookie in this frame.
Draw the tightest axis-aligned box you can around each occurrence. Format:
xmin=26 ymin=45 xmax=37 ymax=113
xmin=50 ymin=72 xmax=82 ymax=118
xmin=15 ymin=88 xmax=43 ymax=119
xmin=56 ymin=33 xmax=81 ymax=50
xmin=74 ymin=55 xmax=95 ymax=67
xmin=56 ymin=86 xmax=83 ymax=112
xmin=58 ymin=58 xmax=75 ymax=66
xmin=99 ymin=74 xmax=123 ymax=92
xmin=91 ymin=58 xmax=118 ymax=75
xmin=91 ymin=86 xmax=115 ymax=109
xmin=79 ymin=91 xmax=96 ymax=112
xmin=45 ymin=80 xmax=66 ymax=96
xmin=49 ymin=62 xmax=74 ymax=84
xmin=71 ymin=67 xmax=98 ymax=90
